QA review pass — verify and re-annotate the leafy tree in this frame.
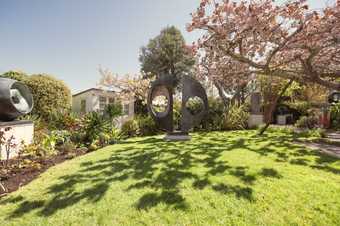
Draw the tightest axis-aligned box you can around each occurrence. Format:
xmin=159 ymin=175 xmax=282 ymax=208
xmin=105 ymin=102 xmax=123 ymax=119
xmin=104 ymin=102 xmax=123 ymax=128
xmin=139 ymin=26 xmax=195 ymax=78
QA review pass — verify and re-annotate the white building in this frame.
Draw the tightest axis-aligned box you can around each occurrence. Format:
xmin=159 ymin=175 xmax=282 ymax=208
xmin=72 ymin=88 xmax=134 ymax=127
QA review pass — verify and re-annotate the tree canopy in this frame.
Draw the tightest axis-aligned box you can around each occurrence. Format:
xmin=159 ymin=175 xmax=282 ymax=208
xmin=139 ymin=26 xmax=195 ymax=78
xmin=188 ymin=0 xmax=340 ymax=91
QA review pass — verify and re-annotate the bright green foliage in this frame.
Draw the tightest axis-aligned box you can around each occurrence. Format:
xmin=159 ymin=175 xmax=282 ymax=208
xmin=222 ymin=104 xmax=250 ymax=130
xmin=0 ymin=130 xmax=339 ymax=226
xmin=199 ymin=98 xmax=225 ymax=131
xmin=26 ymin=75 xmax=71 ymax=120
xmin=330 ymin=103 xmax=340 ymax=129
xmin=120 ymin=119 xmax=139 ymax=137
xmin=286 ymin=101 xmax=312 ymax=117
xmin=135 ymin=115 xmax=158 ymax=136
xmin=120 ymin=116 xmax=158 ymax=138
xmin=139 ymin=26 xmax=195 ymax=77
xmin=295 ymin=116 xmax=319 ymax=129
xmin=48 ymin=110 xmax=78 ymax=131
xmin=83 ymin=112 xmax=109 ymax=145
xmin=104 ymin=103 xmax=123 ymax=120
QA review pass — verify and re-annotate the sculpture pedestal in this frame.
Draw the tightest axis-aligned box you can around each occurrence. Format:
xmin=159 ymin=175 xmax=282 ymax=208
xmin=248 ymin=114 xmax=264 ymax=128
xmin=0 ymin=120 xmax=34 ymax=160
xmin=164 ymin=131 xmax=191 ymax=141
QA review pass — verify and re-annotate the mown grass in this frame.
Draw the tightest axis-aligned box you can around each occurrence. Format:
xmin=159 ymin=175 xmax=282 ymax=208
xmin=0 ymin=130 xmax=339 ymax=226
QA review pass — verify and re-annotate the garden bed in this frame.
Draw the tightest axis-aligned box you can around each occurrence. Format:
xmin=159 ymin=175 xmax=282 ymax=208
xmin=0 ymin=148 xmax=88 ymax=197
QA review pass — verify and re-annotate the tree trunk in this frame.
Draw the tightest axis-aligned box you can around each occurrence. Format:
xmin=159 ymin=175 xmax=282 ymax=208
xmin=214 ymin=81 xmax=230 ymax=107
xmin=0 ymin=181 xmax=6 ymax=193
xmin=258 ymin=79 xmax=294 ymax=135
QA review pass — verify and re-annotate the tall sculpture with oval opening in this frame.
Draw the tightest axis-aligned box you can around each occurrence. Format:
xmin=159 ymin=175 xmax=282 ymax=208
xmin=147 ymin=74 xmax=208 ymax=141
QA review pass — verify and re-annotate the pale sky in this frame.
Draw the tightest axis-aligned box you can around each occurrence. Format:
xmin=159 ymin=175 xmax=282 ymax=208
xmin=0 ymin=0 xmax=336 ymax=93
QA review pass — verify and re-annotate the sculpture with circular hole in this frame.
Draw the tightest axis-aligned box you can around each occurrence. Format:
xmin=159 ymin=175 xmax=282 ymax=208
xmin=0 ymin=78 xmax=34 ymax=121
xmin=147 ymin=74 xmax=208 ymax=136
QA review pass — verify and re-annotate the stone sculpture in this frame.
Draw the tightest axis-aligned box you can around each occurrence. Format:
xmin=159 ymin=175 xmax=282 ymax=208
xmin=328 ymin=91 xmax=340 ymax=104
xmin=0 ymin=78 xmax=34 ymax=121
xmin=147 ymin=74 xmax=208 ymax=141
xmin=0 ymin=78 xmax=34 ymax=160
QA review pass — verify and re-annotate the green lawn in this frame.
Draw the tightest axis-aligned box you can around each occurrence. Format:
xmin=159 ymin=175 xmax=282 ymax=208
xmin=1 ymin=130 xmax=340 ymax=226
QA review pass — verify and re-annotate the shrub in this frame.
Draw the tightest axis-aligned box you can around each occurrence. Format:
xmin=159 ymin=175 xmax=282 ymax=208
xmin=286 ymin=101 xmax=311 ymax=116
xmin=222 ymin=104 xmax=250 ymax=130
xmin=26 ymin=74 xmax=71 ymax=120
xmin=40 ymin=132 xmax=59 ymax=156
xmin=295 ymin=116 xmax=319 ymax=129
xmin=121 ymin=119 xmax=139 ymax=137
xmin=48 ymin=110 xmax=78 ymax=131
xmin=198 ymin=98 xmax=225 ymax=131
xmin=70 ymin=130 xmax=86 ymax=147
xmin=136 ymin=115 xmax=158 ymax=136
xmin=98 ymin=132 xmax=111 ymax=147
xmin=294 ymin=128 xmax=326 ymax=139
xmin=83 ymin=112 xmax=109 ymax=144
xmin=58 ymin=141 xmax=76 ymax=154
xmin=104 ymin=102 xmax=123 ymax=120
xmin=175 ymin=98 xmax=226 ymax=132
xmin=52 ymin=130 xmax=71 ymax=145
xmin=330 ymin=103 xmax=340 ymax=129
xmin=107 ymin=128 xmax=122 ymax=144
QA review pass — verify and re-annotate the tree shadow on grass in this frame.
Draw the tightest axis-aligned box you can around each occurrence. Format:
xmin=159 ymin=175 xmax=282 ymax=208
xmin=3 ymin=131 xmax=338 ymax=218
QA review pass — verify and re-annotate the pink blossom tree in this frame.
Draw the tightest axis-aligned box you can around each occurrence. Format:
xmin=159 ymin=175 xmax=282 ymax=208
xmin=188 ymin=0 xmax=340 ymax=133
xmin=188 ymin=0 xmax=339 ymax=90
xmin=98 ymin=67 xmax=151 ymax=103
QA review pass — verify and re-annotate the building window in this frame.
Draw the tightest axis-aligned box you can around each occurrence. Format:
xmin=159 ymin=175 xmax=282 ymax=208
xmin=80 ymin=99 xmax=86 ymax=113
xmin=123 ymin=103 xmax=129 ymax=115
xmin=99 ymin=96 xmax=107 ymax=112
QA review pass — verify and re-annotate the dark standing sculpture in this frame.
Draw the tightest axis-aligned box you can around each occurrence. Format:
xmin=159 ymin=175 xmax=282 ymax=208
xmin=328 ymin=91 xmax=340 ymax=104
xmin=147 ymin=74 xmax=208 ymax=141
xmin=0 ymin=78 xmax=34 ymax=121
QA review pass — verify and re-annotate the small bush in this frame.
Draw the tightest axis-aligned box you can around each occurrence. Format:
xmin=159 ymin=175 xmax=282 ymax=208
xmin=136 ymin=115 xmax=158 ymax=136
xmin=197 ymin=98 xmax=225 ymax=131
xmin=294 ymin=128 xmax=326 ymax=139
xmin=295 ymin=116 xmax=319 ymax=129
xmin=70 ymin=131 xmax=86 ymax=147
xmin=83 ymin=112 xmax=109 ymax=144
xmin=121 ymin=119 xmax=139 ymax=137
xmin=48 ymin=110 xmax=78 ymax=131
xmin=108 ymin=128 xmax=122 ymax=144
xmin=330 ymin=103 xmax=340 ymax=129
xmin=286 ymin=101 xmax=311 ymax=116
xmin=222 ymin=104 xmax=249 ymax=130
xmin=58 ymin=141 xmax=76 ymax=154
xmin=104 ymin=103 xmax=123 ymax=120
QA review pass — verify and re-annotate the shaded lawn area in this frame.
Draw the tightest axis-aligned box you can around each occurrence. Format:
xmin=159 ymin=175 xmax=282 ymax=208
xmin=0 ymin=130 xmax=339 ymax=226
